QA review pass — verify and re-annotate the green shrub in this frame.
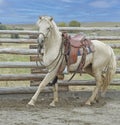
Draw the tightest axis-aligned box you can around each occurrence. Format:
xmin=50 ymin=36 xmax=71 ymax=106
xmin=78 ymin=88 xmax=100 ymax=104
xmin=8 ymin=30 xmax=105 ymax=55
xmin=0 ymin=24 xmax=7 ymax=30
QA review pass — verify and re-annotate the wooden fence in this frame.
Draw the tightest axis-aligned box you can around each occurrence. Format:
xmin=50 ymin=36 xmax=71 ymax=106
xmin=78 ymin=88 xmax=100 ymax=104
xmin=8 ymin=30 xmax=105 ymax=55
xmin=0 ymin=27 xmax=120 ymax=94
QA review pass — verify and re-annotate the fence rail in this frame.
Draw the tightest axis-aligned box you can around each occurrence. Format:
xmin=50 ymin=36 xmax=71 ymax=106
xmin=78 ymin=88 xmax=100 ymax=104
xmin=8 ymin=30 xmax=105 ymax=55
xmin=0 ymin=38 xmax=37 ymax=44
xmin=59 ymin=27 xmax=120 ymax=31
xmin=0 ymin=74 xmax=45 ymax=81
xmin=0 ymin=27 xmax=120 ymax=35
xmin=0 ymin=48 xmax=120 ymax=55
xmin=0 ymin=48 xmax=37 ymax=55
xmin=0 ymin=27 xmax=120 ymax=94
xmin=0 ymin=62 xmax=44 ymax=68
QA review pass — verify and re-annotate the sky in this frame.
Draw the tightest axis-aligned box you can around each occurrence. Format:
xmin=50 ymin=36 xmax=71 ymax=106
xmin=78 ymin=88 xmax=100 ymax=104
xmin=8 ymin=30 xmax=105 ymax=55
xmin=0 ymin=0 xmax=120 ymax=24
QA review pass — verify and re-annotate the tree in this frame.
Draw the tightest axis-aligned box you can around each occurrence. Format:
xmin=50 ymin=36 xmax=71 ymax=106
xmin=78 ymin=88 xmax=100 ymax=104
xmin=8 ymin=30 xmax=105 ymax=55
xmin=69 ymin=20 xmax=81 ymax=27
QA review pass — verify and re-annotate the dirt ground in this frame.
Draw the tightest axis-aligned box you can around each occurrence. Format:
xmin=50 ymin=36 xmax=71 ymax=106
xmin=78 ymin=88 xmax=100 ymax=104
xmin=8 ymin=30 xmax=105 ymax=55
xmin=0 ymin=90 xmax=120 ymax=125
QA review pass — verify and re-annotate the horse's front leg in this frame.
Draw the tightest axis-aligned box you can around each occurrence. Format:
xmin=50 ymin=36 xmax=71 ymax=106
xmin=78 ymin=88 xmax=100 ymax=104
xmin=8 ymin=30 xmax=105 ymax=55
xmin=50 ymin=83 xmax=59 ymax=107
xmin=48 ymin=76 xmax=59 ymax=107
xmin=28 ymin=71 xmax=57 ymax=106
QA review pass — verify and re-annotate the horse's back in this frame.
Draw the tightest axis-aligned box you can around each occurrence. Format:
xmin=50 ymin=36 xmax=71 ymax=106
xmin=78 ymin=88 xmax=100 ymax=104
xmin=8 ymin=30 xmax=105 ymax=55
xmin=91 ymin=40 xmax=112 ymax=56
xmin=91 ymin=40 xmax=114 ymax=68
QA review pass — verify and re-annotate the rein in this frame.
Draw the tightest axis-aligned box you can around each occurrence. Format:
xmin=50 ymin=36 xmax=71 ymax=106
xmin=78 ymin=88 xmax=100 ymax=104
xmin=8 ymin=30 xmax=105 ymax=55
xmin=37 ymin=39 xmax=64 ymax=73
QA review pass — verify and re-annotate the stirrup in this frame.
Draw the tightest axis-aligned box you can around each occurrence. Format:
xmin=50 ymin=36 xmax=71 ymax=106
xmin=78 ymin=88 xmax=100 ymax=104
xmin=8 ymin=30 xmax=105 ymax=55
xmin=63 ymin=66 xmax=68 ymax=74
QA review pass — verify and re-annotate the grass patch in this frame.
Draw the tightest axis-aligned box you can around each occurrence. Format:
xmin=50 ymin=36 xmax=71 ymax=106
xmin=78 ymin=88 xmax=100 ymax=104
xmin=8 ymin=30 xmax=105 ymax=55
xmin=0 ymin=43 xmax=31 ymax=87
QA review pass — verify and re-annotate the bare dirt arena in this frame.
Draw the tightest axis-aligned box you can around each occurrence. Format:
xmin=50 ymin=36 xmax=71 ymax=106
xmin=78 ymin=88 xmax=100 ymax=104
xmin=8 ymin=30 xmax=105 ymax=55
xmin=0 ymin=90 xmax=120 ymax=125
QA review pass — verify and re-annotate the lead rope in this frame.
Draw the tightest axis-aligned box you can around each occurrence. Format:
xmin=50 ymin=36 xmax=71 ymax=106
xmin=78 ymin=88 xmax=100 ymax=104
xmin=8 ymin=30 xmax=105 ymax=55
xmin=47 ymin=39 xmax=64 ymax=73
xmin=36 ymin=37 xmax=45 ymax=67
xmin=36 ymin=37 xmax=64 ymax=73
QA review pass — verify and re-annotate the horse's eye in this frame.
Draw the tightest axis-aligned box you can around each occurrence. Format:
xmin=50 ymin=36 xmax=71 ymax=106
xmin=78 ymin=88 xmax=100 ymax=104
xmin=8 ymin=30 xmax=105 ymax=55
xmin=47 ymin=27 xmax=50 ymax=30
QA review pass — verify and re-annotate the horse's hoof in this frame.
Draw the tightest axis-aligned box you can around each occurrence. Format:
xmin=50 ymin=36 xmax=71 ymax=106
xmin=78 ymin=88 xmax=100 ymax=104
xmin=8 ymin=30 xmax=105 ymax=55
xmin=49 ymin=102 xmax=56 ymax=107
xmin=85 ymin=101 xmax=91 ymax=106
xmin=26 ymin=103 xmax=35 ymax=108
xmin=27 ymin=100 xmax=35 ymax=107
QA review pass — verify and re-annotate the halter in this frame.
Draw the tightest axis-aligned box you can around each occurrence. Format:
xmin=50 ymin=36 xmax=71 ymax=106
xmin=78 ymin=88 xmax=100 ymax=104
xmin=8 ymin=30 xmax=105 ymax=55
xmin=37 ymin=17 xmax=53 ymax=44
xmin=37 ymin=29 xmax=51 ymax=53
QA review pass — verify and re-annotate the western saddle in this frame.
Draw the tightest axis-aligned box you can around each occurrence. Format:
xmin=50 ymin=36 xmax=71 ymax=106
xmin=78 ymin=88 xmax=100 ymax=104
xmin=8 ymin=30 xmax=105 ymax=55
xmin=62 ymin=32 xmax=94 ymax=75
xmin=69 ymin=34 xmax=85 ymax=47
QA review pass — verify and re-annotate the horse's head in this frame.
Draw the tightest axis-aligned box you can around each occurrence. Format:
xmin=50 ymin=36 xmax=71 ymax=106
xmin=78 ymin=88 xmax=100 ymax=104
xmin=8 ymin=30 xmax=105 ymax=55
xmin=36 ymin=15 xmax=62 ymax=62
xmin=37 ymin=16 xmax=53 ymax=45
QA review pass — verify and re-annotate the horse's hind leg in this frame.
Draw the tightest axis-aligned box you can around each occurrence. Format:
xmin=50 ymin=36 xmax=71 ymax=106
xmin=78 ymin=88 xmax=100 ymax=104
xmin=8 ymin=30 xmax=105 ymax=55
xmin=85 ymin=70 xmax=102 ymax=105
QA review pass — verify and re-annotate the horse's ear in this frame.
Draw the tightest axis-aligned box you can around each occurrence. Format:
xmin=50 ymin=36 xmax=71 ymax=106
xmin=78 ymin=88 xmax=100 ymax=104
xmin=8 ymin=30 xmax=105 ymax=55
xmin=39 ymin=16 xmax=42 ymax=19
xmin=50 ymin=17 xmax=53 ymax=21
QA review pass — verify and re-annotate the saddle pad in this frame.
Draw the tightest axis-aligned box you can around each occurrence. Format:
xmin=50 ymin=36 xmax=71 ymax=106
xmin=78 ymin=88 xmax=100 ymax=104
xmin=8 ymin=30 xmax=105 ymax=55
xmin=78 ymin=45 xmax=94 ymax=56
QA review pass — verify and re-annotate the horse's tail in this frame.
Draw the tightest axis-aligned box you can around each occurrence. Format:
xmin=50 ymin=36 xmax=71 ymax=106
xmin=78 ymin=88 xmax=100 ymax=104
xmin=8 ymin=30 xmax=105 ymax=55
xmin=101 ymin=48 xmax=116 ymax=93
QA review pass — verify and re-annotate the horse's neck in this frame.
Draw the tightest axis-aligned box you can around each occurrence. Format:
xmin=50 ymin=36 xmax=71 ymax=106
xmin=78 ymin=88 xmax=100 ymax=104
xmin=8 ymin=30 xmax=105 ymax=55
xmin=43 ymin=30 xmax=62 ymax=65
xmin=45 ymin=28 xmax=61 ymax=53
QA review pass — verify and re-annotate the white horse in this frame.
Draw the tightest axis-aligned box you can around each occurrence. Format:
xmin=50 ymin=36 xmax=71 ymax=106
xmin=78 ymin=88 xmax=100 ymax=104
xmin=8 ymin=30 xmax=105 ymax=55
xmin=28 ymin=16 xmax=116 ymax=106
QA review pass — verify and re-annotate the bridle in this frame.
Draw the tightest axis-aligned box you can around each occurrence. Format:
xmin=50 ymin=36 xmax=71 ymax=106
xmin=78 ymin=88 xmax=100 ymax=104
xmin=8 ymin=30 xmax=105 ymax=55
xmin=37 ymin=29 xmax=51 ymax=54
xmin=37 ymin=17 xmax=53 ymax=43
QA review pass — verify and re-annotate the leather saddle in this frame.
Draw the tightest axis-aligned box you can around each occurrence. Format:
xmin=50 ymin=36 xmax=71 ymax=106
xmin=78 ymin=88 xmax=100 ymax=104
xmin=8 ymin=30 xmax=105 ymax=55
xmin=62 ymin=32 xmax=93 ymax=66
xmin=69 ymin=34 xmax=85 ymax=48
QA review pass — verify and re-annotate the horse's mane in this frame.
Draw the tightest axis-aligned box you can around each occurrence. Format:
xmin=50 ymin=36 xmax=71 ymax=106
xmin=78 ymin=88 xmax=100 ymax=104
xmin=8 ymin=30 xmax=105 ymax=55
xmin=51 ymin=20 xmax=61 ymax=40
